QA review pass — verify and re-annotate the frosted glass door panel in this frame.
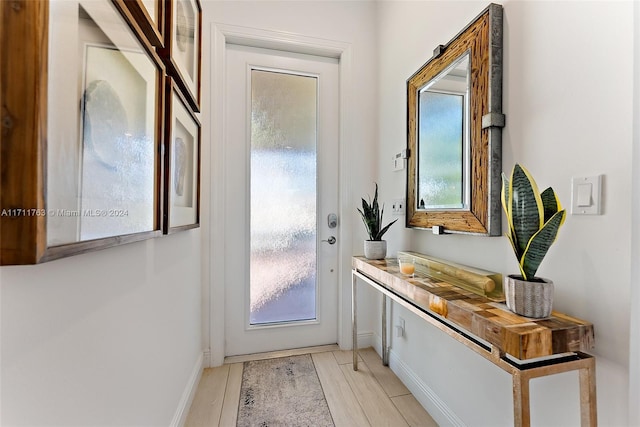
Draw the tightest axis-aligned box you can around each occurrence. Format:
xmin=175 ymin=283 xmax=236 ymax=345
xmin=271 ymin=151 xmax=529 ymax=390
xmin=250 ymin=70 xmax=318 ymax=325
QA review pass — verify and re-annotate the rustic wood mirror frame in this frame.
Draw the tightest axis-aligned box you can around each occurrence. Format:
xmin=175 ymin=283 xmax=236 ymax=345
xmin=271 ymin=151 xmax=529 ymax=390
xmin=406 ymin=3 xmax=504 ymax=235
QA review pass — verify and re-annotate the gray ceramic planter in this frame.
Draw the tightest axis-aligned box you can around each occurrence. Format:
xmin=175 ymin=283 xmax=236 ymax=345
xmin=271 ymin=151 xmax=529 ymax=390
xmin=364 ymin=240 xmax=387 ymax=260
xmin=504 ymin=275 xmax=554 ymax=318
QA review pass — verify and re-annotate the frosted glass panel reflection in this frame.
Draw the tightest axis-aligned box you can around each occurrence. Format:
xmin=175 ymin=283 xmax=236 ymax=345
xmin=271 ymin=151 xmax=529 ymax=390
xmin=46 ymin=1 xmax=157 ymax=245
xmin=250 ymin=70 xmax=317 ymax=325
xmin=79 ymin=45 xmax=156 ymax=240
xmin=417 ymin=91 xmax=464 ymax=209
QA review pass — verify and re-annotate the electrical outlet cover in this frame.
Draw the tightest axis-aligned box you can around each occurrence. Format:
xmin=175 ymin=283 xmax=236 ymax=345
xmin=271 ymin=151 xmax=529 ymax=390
xmin=392 ymin=198 xmax=405 ymax=215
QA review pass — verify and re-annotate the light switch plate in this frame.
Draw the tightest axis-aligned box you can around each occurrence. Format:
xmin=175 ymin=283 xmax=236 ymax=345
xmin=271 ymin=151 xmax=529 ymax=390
xmin=393 ymin=157 xmax=406 ymax=171
xmin=571 ymin=175 xmax=602 ymax=215
xmin=393 ymin=151 xmax=408 ymax=171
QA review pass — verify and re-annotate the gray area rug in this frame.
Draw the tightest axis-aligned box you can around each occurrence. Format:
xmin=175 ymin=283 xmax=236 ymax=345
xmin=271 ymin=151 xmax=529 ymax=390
xmin=237 ymin=354 xmax=334 ymax=427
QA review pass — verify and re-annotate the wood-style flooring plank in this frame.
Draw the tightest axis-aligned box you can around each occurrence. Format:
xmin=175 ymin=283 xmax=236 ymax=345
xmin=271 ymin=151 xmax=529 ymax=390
xmin=332 ymin=349 xmax=363 ymax=365
xmin=224 ymin=344 xmax=339 ymax=364
xmin=185 ymin=365 xmax=230 ymax=426
xmin=340 ymin=361 xmax=409 ymax=427
xmin=218 ymin=363 xmax=243 ymax=426
xmin=391 ymin=394 xmax=439 ymax=427
xmin=359 ymin=348 xmax=411 ymax=398
xmin=187 ymin=346 xmax=439 ymax=427
xmin=312 ymin=352 xmax=370 ymax=427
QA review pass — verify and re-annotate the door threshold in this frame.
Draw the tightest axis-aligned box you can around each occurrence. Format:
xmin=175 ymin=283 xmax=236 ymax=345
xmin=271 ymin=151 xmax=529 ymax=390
xmin=224 ymin=344 xmax=339 ymax=364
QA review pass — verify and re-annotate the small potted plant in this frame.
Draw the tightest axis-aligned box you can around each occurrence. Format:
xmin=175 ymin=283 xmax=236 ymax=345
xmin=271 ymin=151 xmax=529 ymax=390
xmin=501 ymin=164 xmax=566 ymax=318
xmin=357 ymin=183 xmax=398 ymax=260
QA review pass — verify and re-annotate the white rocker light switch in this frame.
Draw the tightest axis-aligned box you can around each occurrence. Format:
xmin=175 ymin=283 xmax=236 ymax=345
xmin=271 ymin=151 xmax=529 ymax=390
xmin=576 ymin=183 xmax=592 ymax=207
xmin=571 ymin=175 xmax=602 ymax=215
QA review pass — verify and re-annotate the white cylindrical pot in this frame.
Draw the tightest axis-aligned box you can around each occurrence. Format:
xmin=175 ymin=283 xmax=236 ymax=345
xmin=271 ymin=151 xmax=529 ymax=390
xmin=364 ymin=240 xmax=387 ymax=260
xmin=504 ymin=275 xmax=554 ymax=318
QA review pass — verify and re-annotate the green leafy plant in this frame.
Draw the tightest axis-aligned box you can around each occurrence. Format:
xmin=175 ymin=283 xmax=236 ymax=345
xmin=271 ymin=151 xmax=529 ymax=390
xmin=357 ymin=183 xmax=398 ymax=241
xmin=501 ymin=164 xmax=566 ymax=281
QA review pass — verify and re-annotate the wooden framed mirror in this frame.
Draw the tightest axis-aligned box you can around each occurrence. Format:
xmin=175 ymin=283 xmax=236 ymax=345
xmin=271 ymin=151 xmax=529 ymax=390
xmin=406 ymin=3 xmax=504 ymax=235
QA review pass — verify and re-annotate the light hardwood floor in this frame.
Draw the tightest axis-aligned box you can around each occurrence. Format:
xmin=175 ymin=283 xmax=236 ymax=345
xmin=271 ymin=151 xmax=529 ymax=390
xmin=185 ymin=347 xmax=438 ymax=427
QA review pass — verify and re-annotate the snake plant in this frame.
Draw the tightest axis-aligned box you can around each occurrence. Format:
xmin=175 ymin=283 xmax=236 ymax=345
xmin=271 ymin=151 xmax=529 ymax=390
xmin=357 ymin=183 xmax=398 ymax=241
xmin=501 ymin=164 xmax=566 ymax=281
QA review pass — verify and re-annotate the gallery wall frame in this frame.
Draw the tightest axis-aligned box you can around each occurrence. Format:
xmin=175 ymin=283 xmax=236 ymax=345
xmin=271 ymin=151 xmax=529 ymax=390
xmin=0 ymin=0 xmax=168 ymax=265
xmin=122 ymin=0 xmax=165 ymax=48
xmin=163 ymin=77 xmax=201 ymax=233
xmin=158 ymin=0 xmax=202 ymax=112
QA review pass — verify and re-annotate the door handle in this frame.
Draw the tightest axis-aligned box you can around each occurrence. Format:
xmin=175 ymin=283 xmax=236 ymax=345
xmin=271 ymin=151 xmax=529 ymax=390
xmin=322 ymin=236 xmax=336 ymax=245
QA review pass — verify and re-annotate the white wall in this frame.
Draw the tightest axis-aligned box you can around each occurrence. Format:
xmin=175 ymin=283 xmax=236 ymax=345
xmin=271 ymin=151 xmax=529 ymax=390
xmin=200 ymin=0 xmax=380 ymax=365
xmin=377 ymin=1 xmax=635 ymax=425
xmin=629 ymin=0 xmax=640 ymax=424
xmin=0 ymin=232 xmax=203 ymax=425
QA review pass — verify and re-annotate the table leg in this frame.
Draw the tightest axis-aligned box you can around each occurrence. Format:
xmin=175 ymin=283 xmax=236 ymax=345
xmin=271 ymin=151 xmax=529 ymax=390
xmin=513 ymin=372 xmax=531 ymax=427
xmin=382 ymin=294 xmax=389 ymax=366
xmin=579 ymin=359 xmax=597 ymax=426
xmin=352 ymin=270 xmax=358 ymax=371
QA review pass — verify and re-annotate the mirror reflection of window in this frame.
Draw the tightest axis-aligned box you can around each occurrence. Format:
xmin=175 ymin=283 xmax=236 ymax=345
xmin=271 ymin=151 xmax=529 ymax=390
xmin=418 ymin=91 xmax=464 ymax=208
xmin=416 ymin=52 xmax=470 ymax=211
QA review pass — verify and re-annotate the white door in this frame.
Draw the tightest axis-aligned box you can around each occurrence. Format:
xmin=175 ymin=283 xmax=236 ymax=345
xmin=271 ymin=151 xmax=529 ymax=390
xmin=224 ymin=44 xmax=340 ymax=356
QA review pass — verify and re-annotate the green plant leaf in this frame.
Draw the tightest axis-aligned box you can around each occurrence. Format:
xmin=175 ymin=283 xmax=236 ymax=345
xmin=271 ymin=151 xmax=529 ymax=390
xmin=360 ymin=198 xmax=369 ymax=218
xmin=357 ymin=183 xmax=398 ymax=241
xmin=357 ymin=207 xmax=373 ymax=240
xmin=501 ymin=172 xmax=510 ymax=219
xmin=360 ymin=195 xmax=378 ymax=240
xmin=510 ymin=164 xmax=544 ymax=258
xmin=501 ymin=172 xmax=519 ymax=256
xmin=541 ymin=187 xmax=560 ymax=223
xmin=520 ymin=210 xmax=566 ymax=280
xmin=540 ymin=187 xmax=566 ymax=232
xmin=376 ymin=217 xmax=398 ymax=240
xmin=505 ymin=230 xmax=517 ymax=260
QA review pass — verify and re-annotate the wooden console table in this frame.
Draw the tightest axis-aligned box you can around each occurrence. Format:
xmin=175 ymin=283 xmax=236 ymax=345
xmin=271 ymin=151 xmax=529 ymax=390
xmin=352 ymin=256 xmax=596 ymax=427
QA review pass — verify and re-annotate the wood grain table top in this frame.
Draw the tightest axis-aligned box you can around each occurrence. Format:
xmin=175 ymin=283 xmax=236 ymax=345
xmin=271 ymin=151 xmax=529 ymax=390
xmin=353 ymin=256 xmax=595 ymax=361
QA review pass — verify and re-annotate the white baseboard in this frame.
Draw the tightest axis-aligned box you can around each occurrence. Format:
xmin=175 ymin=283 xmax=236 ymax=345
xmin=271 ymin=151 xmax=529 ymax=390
xmin=356 ymin=331 xmax=375 ymax=349
xmin=388 ymin=349 xmax=465 ymax=426
xmin=171 ymin=352 xmax=204 ymax=427
xmin=371 ymin=334 xmax=464 ymax=426
xmin=203 ymin=349 xmax=211 ymax=368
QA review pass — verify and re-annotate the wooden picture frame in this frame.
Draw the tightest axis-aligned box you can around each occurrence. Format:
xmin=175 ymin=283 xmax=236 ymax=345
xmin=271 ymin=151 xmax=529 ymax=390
xmin=159 ymin=0 xmax=202 ymax=112
xmin=406 ymin=3 xmax=504 ymax=236
xmin=0 ymin=0 xmax=166 ymax=265
xmin=121 ymin=0 xmax=165 ymax=48
xmin=163 ymin=78 xmax=201 ymax=233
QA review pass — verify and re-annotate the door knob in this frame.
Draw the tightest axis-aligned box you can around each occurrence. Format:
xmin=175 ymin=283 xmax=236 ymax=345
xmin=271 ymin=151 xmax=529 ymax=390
xmin=322 ymin=236 xmax=336 ymax=245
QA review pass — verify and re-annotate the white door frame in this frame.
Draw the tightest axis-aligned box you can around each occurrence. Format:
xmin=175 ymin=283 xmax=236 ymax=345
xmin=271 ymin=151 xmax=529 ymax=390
xmin=208 ymin=23 xmax=354 ymax=367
